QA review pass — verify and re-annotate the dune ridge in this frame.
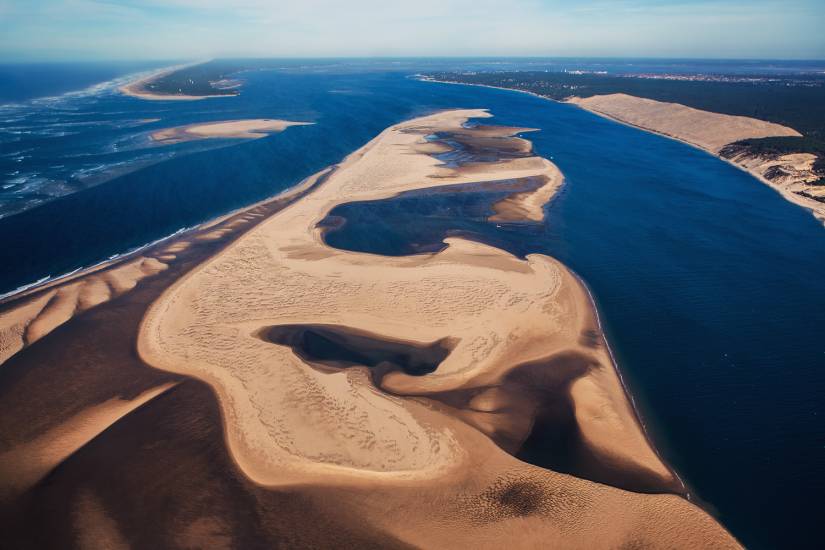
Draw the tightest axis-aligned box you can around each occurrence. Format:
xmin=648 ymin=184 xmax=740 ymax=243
xmin=137 ymin=109 xmax=740 ymax=547
xmin=568 ymin=93 xmax=825 ymax=224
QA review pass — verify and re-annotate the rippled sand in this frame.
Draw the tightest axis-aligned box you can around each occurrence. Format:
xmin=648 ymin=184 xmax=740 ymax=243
xmin=133 ymin=109 xmax=739 ymax=548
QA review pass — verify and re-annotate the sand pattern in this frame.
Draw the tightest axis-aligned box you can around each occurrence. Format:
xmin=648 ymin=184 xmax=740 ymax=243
xmin=133 ymin=110 xmax=741 ymax=547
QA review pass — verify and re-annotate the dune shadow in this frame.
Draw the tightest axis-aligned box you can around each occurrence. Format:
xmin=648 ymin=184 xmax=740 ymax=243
xmin=259 ymin=324 xmax=455 ymax=377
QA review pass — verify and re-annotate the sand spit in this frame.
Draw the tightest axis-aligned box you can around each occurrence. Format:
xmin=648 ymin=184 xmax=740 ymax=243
xmin=136 ymin=110 xmax=739 ymax=547
xmin=490 ymin=163 xmax=564 ymax=222
xmin=119 ymin=61 xmax=234 ymax=101
xmin=568 ymin=93 xmax=825 ymax=224
xmin=150 ymin=119 xmax=313 ymax=144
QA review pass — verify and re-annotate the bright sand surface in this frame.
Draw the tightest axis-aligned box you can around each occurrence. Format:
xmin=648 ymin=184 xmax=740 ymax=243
xmin=568 ymin=93 xmax=825 ymax=224
xmin=150 ymin=119 xmax=313 ymax=144
xmin=568 ymin=93 xmax=801 ymax=152
xmin=137 ymin=110 xmax=740 ymax=547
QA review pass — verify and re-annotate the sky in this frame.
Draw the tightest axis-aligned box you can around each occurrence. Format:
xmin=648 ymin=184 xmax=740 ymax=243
xmin=0 ymin=0 xmax=823 ymax=61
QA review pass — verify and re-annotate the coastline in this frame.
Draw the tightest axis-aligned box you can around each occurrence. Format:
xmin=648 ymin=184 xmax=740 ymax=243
xmin=420 ymin=77 xmax=825 ymax=226
xmin=119 ymin=60 xmax=236 ymax=101
xmin=0 ymin=108 xmax=740 ymax=548
xmin=566 ymin=97 xmax=825 ymax=226
xmin=0 ymin=165 xmax=329 ymax=363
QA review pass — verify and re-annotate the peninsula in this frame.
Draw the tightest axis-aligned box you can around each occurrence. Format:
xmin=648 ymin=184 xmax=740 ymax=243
xmin=150 ymin=119 xmax=313 ymax=144
xmin=120 ymin=61 xmax=242 ymax=100
xmin=0 ymin=110 xmax=739 ymax=548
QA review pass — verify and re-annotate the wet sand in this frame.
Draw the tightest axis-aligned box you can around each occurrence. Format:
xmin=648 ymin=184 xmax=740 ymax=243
xmin=0 ymin=110 xmax=740 ymax=548
xmin=150 ymin=119 xmax=313 ymax=144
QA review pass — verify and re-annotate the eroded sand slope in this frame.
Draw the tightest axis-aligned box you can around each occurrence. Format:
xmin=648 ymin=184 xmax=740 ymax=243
xmin=137 ymin=110 xmax=740 ymax=548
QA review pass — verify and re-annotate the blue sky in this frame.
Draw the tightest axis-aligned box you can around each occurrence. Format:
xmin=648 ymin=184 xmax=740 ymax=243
xmin=1 ymin=0 xmax=823 ymax=61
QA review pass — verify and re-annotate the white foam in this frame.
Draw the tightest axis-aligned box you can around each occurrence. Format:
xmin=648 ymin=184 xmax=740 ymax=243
xmin=0 ymin=224 xmax=195 ymax=303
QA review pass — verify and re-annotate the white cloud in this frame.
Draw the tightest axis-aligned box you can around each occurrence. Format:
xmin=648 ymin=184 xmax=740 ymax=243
xmin=1 ymin=0 xmax=822 ymax=60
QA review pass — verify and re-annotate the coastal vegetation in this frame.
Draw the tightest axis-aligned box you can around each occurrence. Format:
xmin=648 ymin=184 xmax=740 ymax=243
xmin=134 ymin=60 xmax=244 ymax=97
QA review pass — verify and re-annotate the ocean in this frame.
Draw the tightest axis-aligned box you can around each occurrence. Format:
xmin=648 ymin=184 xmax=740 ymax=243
xmin=1 ymin=59 xmax=824 ymax=548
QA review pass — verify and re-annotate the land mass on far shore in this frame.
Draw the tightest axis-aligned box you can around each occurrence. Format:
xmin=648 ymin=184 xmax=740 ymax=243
xmin=120 ymin=60 xmax=242 ymax=100
xmin=423 ymin=71 xmax=825 ymax=224
xmin=0 ymin=110 xmax=740 ymax=549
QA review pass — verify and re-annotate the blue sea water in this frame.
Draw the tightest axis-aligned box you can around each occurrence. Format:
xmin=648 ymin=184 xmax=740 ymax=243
xmin=1 ymin=60 xmax=824 ymax=548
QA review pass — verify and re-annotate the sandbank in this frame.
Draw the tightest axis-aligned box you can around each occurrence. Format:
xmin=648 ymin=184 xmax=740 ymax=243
xmin=135 ymin=109 xmax=740 ymax=547
xmin=150 ymin=119 xmax=313 ymax=144
xmin=568 ymin=93 xmax=825 ymax=224
xmin=119 ymin=61 xmax=236 ymax=101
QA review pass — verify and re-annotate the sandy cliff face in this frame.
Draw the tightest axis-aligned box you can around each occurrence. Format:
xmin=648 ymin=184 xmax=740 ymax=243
xmin=719 ymin=147 xmax=825 ymax=210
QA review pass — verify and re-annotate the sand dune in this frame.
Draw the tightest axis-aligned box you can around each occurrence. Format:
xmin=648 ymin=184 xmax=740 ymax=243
xmin=150 ymin=119 xmax=313 ymax=144
xmin=137 ymin=110 xmax=740 ymax=547
xmin=568 ymin=93 xmax=800 ymax=152
xmin=0 ymin=257 xmax=168 ymax=366
xmin=490 ymin=161 xmax=564 ymax=222
xmin=568 ymin=93 xmax=825 ymax=224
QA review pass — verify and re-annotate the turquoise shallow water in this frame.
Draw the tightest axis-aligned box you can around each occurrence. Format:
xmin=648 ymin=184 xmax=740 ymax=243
xmin=1 ymin=62 xmax=824 ymax=548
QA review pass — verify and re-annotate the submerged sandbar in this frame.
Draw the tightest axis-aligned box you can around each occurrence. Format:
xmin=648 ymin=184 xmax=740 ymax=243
xmin=150 ymin=119 xmax=313 ymax=144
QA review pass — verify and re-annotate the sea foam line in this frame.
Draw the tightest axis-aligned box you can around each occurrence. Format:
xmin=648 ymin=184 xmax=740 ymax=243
xmin=0 ymin=224 xmax=194 ymax=303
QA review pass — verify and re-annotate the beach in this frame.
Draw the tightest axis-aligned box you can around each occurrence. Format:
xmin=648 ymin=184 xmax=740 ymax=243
xmin=1 ymin=57 xmax=822 ymax=550
xmin=567 ymin=94 xmax=825 ymax=224
xmin=0 ymin=108 xmax=742 ymax=547
xmin=150 ymin=119 xmax=313 ymax=144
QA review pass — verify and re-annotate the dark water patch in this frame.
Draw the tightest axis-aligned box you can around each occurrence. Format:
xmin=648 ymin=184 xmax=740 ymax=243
xmin=260 ymin=324 xmax=454 ymax=377
xmin=429 ymin=129 xmax=532 ymax=167
xmin=321 ymin=179 xmax=543 ymax=257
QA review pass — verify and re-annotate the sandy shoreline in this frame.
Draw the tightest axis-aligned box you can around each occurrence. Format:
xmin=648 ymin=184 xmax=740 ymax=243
xmin=135 ymin=109 xmax=738 ymax=547
xmin=423 ymin=78 xmax=825 ymax=225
